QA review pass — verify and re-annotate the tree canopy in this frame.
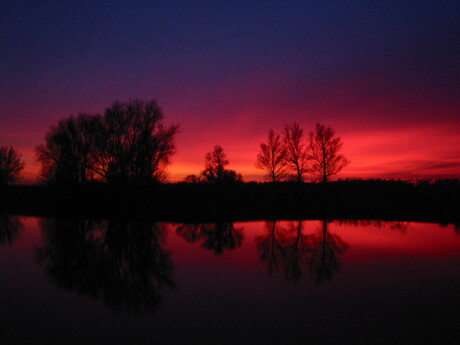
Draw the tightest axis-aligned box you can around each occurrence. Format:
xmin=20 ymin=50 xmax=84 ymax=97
xmin=200 ymin=145 xmax=242 ymax=183
xmin=283 ymin=123 xmax=309 ymax=182
xmin=256 ymin=129 xmax=287 ymax=182
xmin=0 ymin=146 xmax=24 ymax=185
xmin=36 ymin=99 xmax=178 ymax=185
xmin=308 ymin=123 xmax=349 ymax=183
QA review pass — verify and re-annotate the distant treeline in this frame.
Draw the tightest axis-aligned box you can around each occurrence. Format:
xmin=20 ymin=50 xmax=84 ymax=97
xmin=1 ymin=98 xmax=352 ymax=185
xmin=1 ymin=179 xmax=459 ymax=224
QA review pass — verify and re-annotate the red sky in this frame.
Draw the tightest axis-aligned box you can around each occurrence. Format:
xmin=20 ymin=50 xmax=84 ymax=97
xmin=1 ymin=1 xmax=459 ymax=183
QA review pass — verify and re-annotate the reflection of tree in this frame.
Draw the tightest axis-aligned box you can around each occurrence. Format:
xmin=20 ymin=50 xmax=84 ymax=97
xmin=256 ymin=221 xmax=310 ymax=283
xmin=176 ymin=222 xmax=244 ymax=255
xmin=334 ymin=220 xmax=410 ymax=233
xmin=0 ymin=215 xmax=23 ymax=245
xmin=282 ymin=221 xmax=312 ymax=283
xmin=256 ymin=222 xmax=286 ymax=276
xmin=308 ymin=221 xmax=348 ymax=284
xmin=256 ymin=220 xmax=348 ymax=284
xmin=37 ymin=218 xmax=175 ymax=314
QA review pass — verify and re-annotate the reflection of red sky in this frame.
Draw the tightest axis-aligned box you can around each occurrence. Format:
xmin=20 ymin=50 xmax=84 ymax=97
xmin=328 ymin=221 xmax=460 ymax=259
xmin=166 ymin=221 xmax=460 ymax=270
xmin=7 ymin=219 xmax=460 ymax=273
xmin=17 ymin=219 xmax=460 ymax=257
xmin=165 ymin=222 xmax=258 ymax=272
xmin=2 ymin=217 xmax=42 ymax=256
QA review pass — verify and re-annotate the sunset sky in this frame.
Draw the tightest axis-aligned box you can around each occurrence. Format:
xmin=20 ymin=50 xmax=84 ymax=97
xmin=1 ymin=0 xmax=459 ymax=183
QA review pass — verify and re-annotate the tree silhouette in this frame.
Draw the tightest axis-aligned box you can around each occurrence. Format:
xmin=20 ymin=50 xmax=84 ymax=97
xmin=256 ymin=129 xmax=287 ymax=182
xmin=36 ymin=99 xmax=178 ymax=184
xmin=36 ymin=114 xmax=102 ymax=184
xmin=283 ymin=123 xmax=309 ymax=182
xmin=201 ymin=145 xmax=242 ymax=183
xmin=0 ymin=146 xmax=24 ymax=185
xmin=308 ymin=123 xmax=349 ymax=183
xmin=94 ymin=99 xmax=178 ymax=184
xmin=176 ymin=222 xmax=244 ymax=255
xmin=37 ymin=218 xmax=175 ymax=314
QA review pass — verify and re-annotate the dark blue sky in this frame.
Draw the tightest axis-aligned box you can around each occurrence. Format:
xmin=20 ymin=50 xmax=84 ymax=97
xmin=1 ymin=0 xmax=460 ymax=181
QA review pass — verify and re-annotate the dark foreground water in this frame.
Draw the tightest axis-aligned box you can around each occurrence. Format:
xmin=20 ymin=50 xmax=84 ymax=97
xmin=0 ymin=217 xmax=459 ymax=344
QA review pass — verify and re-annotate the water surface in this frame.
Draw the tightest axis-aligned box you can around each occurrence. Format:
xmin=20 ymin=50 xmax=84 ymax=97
xmin=0 ymin=217 xmax=459 ymax=344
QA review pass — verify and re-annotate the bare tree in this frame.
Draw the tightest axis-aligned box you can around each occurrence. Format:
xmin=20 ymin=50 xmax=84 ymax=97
xmin=256 ymin=129 xmax=287 ymax=182
xmin=202 ymin=145 xmax=228 ymax=182
xmin=201 ymin=145 xmax=242 ymax=183
xmin=36 ymin=114 xmax=102 ymax=184
xmin=93 ymin=99 xmax=179 ymax=184
xmin=36 ymin=99 xmax=179 ymax=185
xmin=283 ymin=123 xmax=309 ymax=182
xmin=0 ymin=146 xmax=25 ymax=185
xmin=308 ymin=123 xmax=349 ymax=183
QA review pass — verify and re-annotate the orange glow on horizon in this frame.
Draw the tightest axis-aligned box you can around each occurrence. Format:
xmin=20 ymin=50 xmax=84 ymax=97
xmin=9 ymin=118 xmax=460 ymax=184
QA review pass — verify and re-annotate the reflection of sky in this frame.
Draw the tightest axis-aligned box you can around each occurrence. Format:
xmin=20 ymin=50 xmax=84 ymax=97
xmin=1 ymin=1 xmax=459 ymax=182
xmin=2 ymin=218 xmax=460 ymax=344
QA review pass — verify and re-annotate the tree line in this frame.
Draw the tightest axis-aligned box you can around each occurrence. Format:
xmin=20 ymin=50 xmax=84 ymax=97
xmin=186 ymin=122 xmax=349 ymax=183
xmin=256 ymin=123 xmax=349 ymax=183
xmin=0 ymin=98 xmax=349 ymax=185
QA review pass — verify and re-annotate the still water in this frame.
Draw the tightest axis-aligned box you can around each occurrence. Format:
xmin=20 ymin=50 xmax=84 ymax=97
xmin=0 ymin=217 xmax=459 ymax=344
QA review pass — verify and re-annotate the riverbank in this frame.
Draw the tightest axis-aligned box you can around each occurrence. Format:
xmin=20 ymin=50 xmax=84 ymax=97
xmin=1 ymin=180 xmax=459 ymax=224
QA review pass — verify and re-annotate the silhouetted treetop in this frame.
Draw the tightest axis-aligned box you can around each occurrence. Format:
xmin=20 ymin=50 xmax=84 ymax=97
xmin=36 ymin=113 xmax=102 ymax=184
xmin=283 ymin=123 xmax=309 ymax=182
xmin=200 ymin=145 xmax=242 ymax=183
xmin=36 ymin=99 xmax=178 ymax=185
xmin=308 ymin=123 xmax=349 ymax=183
xmin=95 ymin=99 xmax=179 ymax=184
xmin=0 ymin=146 xmax=24 ymax=185
xmin=256 ymin=129 xmax=287 ymax=182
